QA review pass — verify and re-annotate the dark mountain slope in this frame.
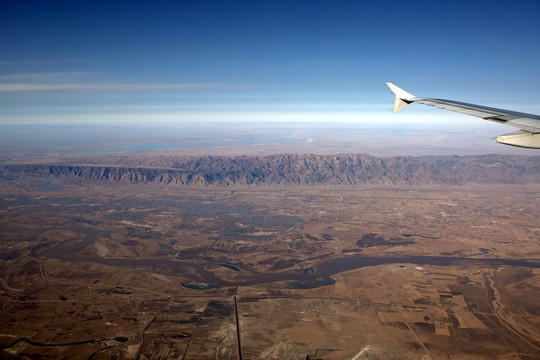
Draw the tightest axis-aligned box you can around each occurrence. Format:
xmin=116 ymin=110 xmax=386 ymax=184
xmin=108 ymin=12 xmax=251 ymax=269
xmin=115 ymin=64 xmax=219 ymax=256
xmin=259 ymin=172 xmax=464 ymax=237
xmin=3 ymin=154 xmax=540 ymax=186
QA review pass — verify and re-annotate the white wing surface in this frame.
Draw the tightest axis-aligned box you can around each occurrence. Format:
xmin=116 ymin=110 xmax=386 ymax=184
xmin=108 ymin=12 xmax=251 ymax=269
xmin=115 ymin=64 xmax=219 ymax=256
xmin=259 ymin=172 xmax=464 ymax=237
xmin=386 ymin=82 xmax=540 ymax=149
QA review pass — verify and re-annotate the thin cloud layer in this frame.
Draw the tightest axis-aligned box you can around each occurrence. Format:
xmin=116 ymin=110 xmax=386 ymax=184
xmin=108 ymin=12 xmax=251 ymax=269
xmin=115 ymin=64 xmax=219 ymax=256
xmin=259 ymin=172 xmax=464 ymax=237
xmin=0 ymin=71 xmax=226 ymax=92
xmin=0 ymin=72 xmax=94 ymax=81
xmin=0 ymin=83 xmax=225 ymax=92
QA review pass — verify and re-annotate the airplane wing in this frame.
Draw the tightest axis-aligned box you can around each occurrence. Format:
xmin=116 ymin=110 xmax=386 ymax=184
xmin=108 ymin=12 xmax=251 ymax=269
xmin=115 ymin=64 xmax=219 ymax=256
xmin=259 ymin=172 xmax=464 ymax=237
xmin=386 ymin=82 xmax=540 ymax=149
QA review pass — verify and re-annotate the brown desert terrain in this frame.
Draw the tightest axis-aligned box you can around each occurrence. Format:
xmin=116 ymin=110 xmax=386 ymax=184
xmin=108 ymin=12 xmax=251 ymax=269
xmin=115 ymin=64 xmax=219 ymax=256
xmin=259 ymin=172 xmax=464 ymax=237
xmin=1 ymin=153 xmax=539 ymax=359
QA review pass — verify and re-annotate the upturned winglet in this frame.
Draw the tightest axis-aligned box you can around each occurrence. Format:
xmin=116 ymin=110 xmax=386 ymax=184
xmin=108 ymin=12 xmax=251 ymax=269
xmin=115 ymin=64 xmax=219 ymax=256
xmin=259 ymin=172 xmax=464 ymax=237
xmin=386 ymin=82 xmax=415 ymax=113
xmin=384 ymin=82 xmax=540 ymax=148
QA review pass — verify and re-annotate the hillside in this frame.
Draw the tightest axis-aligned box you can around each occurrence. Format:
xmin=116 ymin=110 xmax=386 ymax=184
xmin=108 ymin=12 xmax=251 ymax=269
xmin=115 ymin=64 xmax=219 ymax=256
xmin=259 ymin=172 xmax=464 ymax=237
xmin=2 ymin=154 xmax=540 ymax=186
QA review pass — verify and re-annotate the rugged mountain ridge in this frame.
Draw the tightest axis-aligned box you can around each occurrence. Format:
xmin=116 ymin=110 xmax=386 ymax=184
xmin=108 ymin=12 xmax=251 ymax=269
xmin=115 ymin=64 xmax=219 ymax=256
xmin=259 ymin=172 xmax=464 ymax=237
xmin=3 ymin=154 xmax=540 ymax=186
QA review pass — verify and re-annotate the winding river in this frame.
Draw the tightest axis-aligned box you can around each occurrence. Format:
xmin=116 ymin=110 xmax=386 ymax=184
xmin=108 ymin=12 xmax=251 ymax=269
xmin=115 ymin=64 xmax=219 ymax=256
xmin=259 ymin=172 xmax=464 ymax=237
xmin=43 ymin=226 xmax=540 ymax=288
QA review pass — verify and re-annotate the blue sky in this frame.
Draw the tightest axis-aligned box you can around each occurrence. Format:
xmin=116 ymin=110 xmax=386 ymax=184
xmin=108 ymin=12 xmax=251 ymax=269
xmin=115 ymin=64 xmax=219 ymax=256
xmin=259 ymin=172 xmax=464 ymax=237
xmin=1 ymin=0 xmax=539 ymax=127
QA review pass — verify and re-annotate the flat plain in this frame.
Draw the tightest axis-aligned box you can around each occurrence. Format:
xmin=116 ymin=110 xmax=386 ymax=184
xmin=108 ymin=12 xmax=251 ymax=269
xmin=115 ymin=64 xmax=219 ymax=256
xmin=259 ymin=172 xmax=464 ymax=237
xmin=1 ymin=173 xmax=539 ymax=359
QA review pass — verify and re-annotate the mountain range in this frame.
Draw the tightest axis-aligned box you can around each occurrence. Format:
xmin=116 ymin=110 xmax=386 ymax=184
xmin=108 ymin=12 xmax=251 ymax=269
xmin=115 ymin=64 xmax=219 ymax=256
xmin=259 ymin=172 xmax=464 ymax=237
xmin=3 ymin=154 xmax=540 ymax=186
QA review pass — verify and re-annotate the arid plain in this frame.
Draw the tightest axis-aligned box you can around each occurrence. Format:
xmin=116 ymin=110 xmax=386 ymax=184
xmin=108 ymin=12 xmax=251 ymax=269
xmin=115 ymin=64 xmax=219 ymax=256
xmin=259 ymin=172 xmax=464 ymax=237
xmin=1 ymin=176 xmax=540 ymax=359
xmin=1 ymin=126 xmax=540 ymax=359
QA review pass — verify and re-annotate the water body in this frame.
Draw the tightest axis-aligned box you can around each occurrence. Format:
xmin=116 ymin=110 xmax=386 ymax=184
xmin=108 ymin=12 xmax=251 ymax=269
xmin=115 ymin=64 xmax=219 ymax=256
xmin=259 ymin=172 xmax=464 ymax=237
xmin=217 ymin=263 xmax=241 ymax=272
xmin=75 ymin=142 xmax=222 ymax=154
xmin=76 ymin=136 xmax=298 ymax=154
xmin=240 ymin=136 xmax=298 ymax=145
xmin=42 ymin=227 xmax=540 ymax=289
xmin=402 ymin=233 xmax=441 ymax=240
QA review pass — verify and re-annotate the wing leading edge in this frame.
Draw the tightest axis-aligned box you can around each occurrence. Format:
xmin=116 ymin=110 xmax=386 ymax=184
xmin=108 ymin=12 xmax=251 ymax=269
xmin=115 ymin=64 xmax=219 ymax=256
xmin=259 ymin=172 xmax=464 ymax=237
xmin=386 ymin=82 xmax=540 ymax=149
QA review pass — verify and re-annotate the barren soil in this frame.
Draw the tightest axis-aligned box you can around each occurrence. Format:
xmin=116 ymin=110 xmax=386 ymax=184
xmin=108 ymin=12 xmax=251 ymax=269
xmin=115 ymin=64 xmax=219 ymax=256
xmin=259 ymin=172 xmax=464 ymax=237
xmin=1 ymin=176 xmax=539 ymax=359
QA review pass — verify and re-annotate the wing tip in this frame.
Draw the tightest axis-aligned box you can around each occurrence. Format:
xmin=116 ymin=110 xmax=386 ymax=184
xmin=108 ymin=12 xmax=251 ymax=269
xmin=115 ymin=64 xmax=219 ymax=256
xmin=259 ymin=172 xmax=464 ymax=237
xmin=386 ymin=82 xmax=415 ymax=113
xmin=386 ymin=82 xmax=415 ymax=100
